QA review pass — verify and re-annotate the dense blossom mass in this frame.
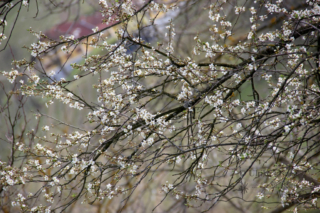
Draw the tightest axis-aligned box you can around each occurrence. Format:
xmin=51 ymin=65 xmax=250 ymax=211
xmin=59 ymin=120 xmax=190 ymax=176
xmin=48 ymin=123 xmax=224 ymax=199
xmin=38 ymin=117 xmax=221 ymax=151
xmin=1 ymin=0 xmax=320 ymax=212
